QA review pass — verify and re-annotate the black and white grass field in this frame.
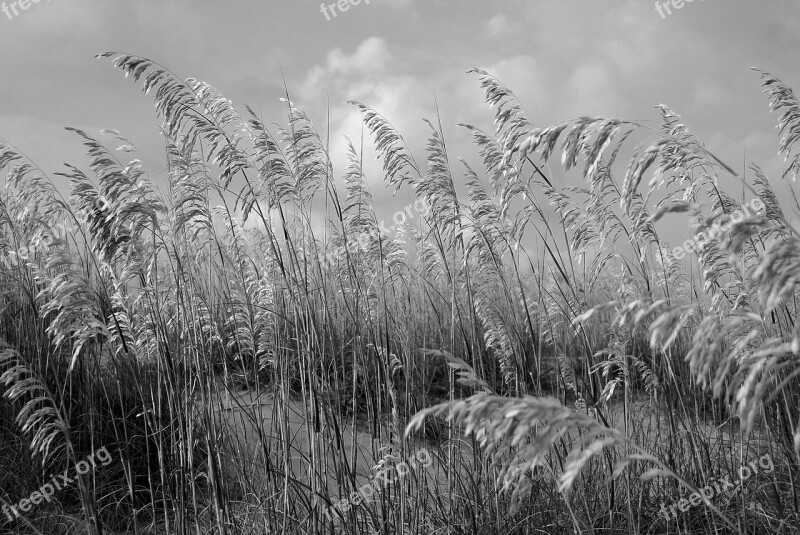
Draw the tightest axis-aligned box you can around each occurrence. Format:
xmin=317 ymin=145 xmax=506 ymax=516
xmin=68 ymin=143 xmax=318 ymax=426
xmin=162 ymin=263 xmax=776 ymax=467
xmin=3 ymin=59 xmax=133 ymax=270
xmin=0 ymin=2 xmax=799 ymax=534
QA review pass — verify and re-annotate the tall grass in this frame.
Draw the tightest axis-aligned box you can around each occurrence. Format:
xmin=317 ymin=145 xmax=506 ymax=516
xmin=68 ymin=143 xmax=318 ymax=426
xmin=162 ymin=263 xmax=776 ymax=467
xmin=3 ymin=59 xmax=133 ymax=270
xmin=0 ymin=55 xmax=797 ymax=534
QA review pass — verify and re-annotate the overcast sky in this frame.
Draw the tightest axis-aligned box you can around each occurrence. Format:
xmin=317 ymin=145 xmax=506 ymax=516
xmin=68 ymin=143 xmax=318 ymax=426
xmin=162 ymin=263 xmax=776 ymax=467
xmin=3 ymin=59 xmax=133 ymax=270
xmin=1 ymin=0 xmax=799 ymax=238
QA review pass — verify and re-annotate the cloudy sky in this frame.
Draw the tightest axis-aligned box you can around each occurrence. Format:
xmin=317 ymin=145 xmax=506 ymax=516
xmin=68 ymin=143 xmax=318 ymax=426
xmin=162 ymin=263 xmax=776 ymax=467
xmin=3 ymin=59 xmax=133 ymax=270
xmin=1 ymin=0 xmax=799 ymax=236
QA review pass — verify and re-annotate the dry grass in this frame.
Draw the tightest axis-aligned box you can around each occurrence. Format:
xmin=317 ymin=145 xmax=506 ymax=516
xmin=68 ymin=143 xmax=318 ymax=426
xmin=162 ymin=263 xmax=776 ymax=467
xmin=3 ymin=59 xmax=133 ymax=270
xmin=0 ymin=56 xmax=797 ymax=534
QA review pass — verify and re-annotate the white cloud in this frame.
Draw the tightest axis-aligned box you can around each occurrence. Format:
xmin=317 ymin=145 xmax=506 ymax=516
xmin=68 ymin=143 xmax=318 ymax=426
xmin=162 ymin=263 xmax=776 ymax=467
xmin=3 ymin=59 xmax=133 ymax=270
xmin=562 ymin=62 xmax=625 ymax=119
xmin=381 ymin=0 xmax=413 ymax=8
xmin=692 ymin=78 xmax=737 ymax=110
xmin=0 ymin=0 xmax=101 ymax=35
xmin=326 ymin=36 xmax=391 ymax=75
xmin=299 ymin=37 xmax=391 ymax=101
xmin=473 ymin=55 xmax=549 ymax=121
xmin=296 ymin=37 xmax=426 ymax=185
xmin=485 ymin=13 xmax=521 ymax=38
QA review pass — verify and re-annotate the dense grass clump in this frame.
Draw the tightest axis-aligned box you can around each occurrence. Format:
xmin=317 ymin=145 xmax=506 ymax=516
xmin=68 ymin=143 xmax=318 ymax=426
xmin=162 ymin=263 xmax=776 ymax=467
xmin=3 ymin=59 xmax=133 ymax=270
xmin=0 ymin=55 xmax=798 ymax=534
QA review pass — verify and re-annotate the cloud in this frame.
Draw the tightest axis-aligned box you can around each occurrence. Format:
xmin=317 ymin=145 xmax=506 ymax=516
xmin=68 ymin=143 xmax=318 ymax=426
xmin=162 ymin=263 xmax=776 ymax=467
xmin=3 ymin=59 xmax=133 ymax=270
xmin=692 ymin=78 xmax=736 ymax=110
xmin=485 ymin=13 xmax=522 ymax=38
xmin=381 ymin=0 xmax=413 ymax=8
xmin=298 ymin=37 xmax=392 ymax=101
xmin=561 ymin=62 xmax=625 ymax=119
xmin=295 ymin=37 xmax=425 ymax=185
xmin=325 ymin=36 xmax=390 ymax=74
xmin=471 ymin=55 xmax=548 ymax=122
xmin=0 ymin=0 xmax=101 ymax=36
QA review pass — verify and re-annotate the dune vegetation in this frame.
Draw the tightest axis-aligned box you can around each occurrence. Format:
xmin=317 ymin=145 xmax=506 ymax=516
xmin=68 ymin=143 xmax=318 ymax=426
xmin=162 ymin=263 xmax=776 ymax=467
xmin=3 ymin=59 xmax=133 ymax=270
xmin=0 ymin=54 xmax=798 ymax=534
